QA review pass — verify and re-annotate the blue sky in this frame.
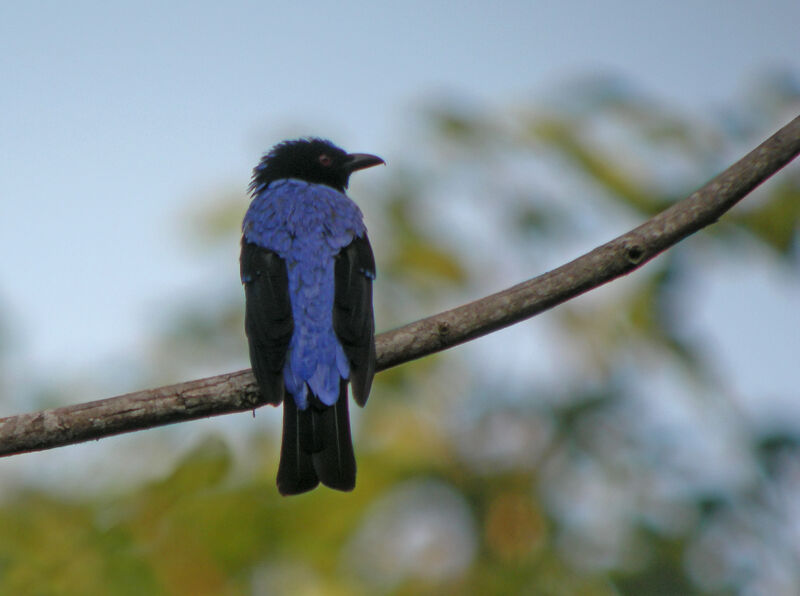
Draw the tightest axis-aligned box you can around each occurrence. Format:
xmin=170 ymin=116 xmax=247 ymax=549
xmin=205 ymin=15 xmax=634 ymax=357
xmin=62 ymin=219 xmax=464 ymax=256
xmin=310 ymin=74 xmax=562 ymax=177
xmin=0 ymin=1 xmax=798 ymax=395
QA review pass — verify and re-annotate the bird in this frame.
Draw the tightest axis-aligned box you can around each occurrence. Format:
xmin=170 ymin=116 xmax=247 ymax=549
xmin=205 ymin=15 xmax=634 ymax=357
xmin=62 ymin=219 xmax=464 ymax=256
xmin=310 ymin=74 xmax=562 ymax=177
xmin=240 ymin=138 xmax=382 ymax=495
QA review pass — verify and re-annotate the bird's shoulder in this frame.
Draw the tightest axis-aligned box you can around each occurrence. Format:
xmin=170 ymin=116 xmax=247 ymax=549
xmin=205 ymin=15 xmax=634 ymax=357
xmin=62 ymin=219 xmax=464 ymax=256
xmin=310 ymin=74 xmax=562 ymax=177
xmin=243 ymin=179 xmax=366 ymax=252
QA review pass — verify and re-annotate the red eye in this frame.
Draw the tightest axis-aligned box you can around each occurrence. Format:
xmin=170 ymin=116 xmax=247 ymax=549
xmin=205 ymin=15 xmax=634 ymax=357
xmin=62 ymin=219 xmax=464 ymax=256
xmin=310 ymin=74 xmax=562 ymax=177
xmin=318 ymin=154 xmax=333 ymax=167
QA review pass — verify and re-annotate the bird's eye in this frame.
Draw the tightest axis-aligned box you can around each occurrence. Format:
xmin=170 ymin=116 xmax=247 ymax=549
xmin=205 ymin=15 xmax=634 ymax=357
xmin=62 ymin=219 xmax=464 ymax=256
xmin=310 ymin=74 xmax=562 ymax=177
xmin=318 ymin=154 xmax=333 ymax=167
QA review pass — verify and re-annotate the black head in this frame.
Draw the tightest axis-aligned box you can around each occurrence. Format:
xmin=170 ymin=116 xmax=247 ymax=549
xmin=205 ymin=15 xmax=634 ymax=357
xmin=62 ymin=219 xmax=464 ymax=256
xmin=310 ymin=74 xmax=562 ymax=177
xmin=251 ymin=138 xmax=384 ymax=193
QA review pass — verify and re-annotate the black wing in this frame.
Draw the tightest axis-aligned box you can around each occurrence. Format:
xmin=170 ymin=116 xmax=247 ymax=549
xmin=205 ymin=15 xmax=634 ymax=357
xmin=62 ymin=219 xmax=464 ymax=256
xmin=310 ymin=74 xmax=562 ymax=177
xmin=333 ymin=234 xmax=377 ymax=407
xmin=241 ymin=240 xmax=293 ymax=405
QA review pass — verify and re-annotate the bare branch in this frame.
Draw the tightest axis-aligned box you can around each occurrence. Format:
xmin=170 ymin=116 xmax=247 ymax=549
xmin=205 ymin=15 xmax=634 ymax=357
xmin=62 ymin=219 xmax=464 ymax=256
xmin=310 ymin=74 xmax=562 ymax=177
xmin=2 ymin=115 xmax=799 ymax=457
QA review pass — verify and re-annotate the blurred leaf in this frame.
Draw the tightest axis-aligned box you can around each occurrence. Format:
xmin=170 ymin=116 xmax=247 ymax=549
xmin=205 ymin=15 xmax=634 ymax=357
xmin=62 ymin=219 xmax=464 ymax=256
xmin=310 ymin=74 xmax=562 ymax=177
xmin=187 ymin=192 xmax=249 ymax=246
xmin=559 ymin=258 xmax=704 ymax=379
xmin=551 ymin=390 xmax=618 ymax=438
xmin=484 ymin=492 xmax=548 ymax=562
xmin=151 ymin=435 xmax=232 ymax=496
xmin=383 ymin=194 xmax=468 ymax=286
xmin=731 ymin=179 xmax=800 ymax=257
xmin=0 ymin=495 xmax=160 ymax=595
xmin=611 ymin=531 xmax=696 ymax=595
xmin=426 ymin=102 xmax=494 ymax=145
xmin=512 ymin=201 xmax=566 ymax=238
xmin=390 ymin=241 xmax=468 ymax=284
xmin=528 ymin=116 xmax=666 ymax=214
xmin=755 ymin=430 xmax=800 ymax=478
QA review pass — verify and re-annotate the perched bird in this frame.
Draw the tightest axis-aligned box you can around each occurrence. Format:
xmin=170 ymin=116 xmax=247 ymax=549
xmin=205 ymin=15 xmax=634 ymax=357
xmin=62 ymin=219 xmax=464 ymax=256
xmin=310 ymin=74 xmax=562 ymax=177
xmin=241 ymin=138 xmax=382 ymax=495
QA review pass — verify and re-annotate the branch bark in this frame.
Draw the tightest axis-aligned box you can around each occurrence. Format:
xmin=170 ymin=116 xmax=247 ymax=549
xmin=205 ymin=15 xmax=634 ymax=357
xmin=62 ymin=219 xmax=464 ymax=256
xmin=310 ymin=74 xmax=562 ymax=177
xmin=2 ymin=115 xmax=799 ymax=457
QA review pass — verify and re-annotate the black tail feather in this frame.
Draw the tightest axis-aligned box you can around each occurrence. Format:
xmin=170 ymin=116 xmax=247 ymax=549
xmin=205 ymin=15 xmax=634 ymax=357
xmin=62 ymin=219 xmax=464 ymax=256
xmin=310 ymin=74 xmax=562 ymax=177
xmin=276 ymin=381 xmax=356 ymax=495
xmin=276 ymin=398 xmax=319 ymax=495
xmin=311 ymin=382 xmax=356 ymax=491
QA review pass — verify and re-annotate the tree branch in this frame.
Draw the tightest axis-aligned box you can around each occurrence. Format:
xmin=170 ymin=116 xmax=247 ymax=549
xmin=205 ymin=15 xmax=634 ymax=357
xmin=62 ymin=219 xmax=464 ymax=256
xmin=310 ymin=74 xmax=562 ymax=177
xmin=2 ymin=115 xmax=799 ymax=457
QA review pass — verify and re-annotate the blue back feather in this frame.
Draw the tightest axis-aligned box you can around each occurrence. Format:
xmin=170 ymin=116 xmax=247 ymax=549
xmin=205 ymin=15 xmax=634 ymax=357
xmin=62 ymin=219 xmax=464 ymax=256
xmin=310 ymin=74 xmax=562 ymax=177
xmin=243 ymin=178 xmax=367 ymax=409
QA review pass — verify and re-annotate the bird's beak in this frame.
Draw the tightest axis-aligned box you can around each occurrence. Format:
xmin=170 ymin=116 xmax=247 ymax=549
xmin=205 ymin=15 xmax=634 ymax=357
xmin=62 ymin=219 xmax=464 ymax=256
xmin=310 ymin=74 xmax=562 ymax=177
xmin=344 ymin=153 xmax=385 ymax=173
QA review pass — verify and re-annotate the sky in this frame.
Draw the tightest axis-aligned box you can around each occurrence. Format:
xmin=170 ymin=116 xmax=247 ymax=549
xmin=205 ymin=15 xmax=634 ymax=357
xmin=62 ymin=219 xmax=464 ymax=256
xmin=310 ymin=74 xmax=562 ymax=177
xmin=0 ymin=1 xmax=798 ymax=403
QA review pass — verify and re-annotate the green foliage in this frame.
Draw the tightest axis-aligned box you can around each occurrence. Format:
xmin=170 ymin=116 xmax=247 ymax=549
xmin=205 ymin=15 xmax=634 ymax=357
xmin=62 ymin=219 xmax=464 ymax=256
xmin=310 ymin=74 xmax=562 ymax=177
xmin=730 ymin=179 xmax=800 ymax=256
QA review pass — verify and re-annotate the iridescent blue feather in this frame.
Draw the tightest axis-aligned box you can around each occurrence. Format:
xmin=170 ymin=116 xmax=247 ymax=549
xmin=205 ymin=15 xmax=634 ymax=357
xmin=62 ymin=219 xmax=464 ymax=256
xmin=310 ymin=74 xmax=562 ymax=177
xmin=243 ymin=178 xmax=367 ymax=409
